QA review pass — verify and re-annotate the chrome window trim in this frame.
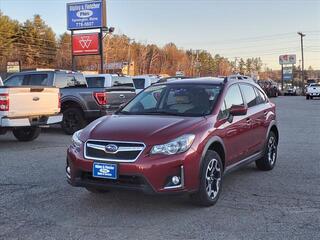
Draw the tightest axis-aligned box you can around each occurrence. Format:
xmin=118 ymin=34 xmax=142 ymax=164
xmin=84 ymin=139 xmax=146 ymax=163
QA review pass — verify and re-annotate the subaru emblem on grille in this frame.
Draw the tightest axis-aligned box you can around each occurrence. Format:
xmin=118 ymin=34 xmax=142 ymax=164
xmin=105 ymin=144 xmax=118 ymax=153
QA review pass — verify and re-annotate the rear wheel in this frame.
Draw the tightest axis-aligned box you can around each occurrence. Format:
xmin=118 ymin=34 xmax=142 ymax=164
xmin=190 ymin=150 xmax=223 ymax=206
xmin=12 ymin=127 xmax=41 ymax=142
xmin=61 ymin=108 xmax=86 ymax=135
xmin=306 ymin=95 xmax=310 ymax=100
xmin=256 ymin=131 xmax=278 ymax=171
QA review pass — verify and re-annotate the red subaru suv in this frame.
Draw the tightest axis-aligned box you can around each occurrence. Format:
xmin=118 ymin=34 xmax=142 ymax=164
xmin=66 ymin=77 xmax=278 ymax=206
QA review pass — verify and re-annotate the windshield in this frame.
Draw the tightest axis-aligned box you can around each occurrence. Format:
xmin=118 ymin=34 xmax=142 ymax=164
xmin=119 ymin=84 xmax=221 ymax=117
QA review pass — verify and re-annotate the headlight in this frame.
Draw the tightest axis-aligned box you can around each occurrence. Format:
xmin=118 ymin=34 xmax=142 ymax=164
xmin=151 ymin=134 xmax=195 ymax=155
xmin=72 ymin=129 xmax=83 ymax=149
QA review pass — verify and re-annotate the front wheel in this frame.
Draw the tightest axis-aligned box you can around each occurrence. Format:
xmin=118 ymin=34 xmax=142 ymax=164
xmin=256 ymin=131 xmax=278 ymax=171
xmin=190 ymin=150 xmax=223 ymax=206
xmin=12 ymin=127 xmax=41 ymax=142
xmin=61 ymin=108 xmax=86 ymax=135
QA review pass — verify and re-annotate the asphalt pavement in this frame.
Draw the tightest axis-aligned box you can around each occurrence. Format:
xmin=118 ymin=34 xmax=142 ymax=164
xmin=0 ymin=96 xmax=319 ymax=240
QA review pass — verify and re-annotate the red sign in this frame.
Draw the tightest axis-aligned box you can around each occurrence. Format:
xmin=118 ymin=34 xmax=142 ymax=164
xmin=72 ymin=33 xmax=100 ymax=56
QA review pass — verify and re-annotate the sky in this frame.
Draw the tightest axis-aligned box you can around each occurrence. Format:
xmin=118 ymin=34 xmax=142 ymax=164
xmin=1 ymin=0 xmax=320 ymax=70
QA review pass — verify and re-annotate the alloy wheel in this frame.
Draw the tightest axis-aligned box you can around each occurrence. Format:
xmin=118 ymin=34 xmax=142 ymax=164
xmin=268 ymin=136 xmax=277 ymax=166
xmin=205 ymin=158 xmax=222 ymax=200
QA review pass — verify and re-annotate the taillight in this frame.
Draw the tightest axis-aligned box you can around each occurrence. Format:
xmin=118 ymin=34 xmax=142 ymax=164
xmin=94 ymin=92 xmax=107 ymax=105
xmin=0 ymin=94 xmax=9 ymax=111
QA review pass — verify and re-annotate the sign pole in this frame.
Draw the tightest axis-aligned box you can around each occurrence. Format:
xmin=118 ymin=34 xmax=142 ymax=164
xmin=71 ymin=30 xmax=76 ymax=71
xmin=281 ymin=64 xmax=284 ymax=91
xmin=100 ymin=29 xmax=104 ymax=74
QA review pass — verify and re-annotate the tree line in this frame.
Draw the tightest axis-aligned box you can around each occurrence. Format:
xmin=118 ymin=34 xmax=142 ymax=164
xmin=0 ymin=12 xmax=287 ymax=78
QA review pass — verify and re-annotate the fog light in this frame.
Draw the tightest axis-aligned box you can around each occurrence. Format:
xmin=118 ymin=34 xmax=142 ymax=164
xmin=172 ymin=176 xmax=180 ymax=185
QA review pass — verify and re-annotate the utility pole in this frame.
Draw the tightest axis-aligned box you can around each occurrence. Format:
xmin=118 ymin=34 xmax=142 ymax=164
xmin=297 ymin=32 xmax=306 ymax=87
xmin=127 ymin=38 xmax=134 ymax=75
xmin=196 ymin=50 xmax=201 ymax=77
xmin=234 ymin=57 xmax=239 ymax=74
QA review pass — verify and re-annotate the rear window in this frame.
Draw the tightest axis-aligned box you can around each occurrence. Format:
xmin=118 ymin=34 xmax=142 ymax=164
xmin=55 ymin=73 xmax=87 ymax=88
xmin=112 ymin=77 xmax=134 ymax=88
xmin=86 ymin=77 xmax=105 ymax=88
xmin=133 ymin=78 xmax=145 ymax=89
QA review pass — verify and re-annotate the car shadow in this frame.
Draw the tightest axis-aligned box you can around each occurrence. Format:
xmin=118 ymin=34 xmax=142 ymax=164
xmin=73 ymin=163 xmax=261 ymax=211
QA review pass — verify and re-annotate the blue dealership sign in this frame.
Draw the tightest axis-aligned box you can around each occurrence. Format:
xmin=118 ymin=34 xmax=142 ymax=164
xmin=67 ymin=0 xmax=105 ymax=30
xmin=283 ymin=66 xmax=293 ymax=81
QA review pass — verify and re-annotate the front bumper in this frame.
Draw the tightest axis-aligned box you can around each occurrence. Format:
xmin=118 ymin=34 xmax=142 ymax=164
xmin=307 ymin=92 xmax=320 ymax=96
xmin=1 ymin=114 xmax=62 ymax=127
xmin=66 ymin=146 xmax=200 ymax=194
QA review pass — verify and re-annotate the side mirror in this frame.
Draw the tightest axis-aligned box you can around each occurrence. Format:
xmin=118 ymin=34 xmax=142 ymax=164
xmin=229 ymin=105 xmax=247 ymax=116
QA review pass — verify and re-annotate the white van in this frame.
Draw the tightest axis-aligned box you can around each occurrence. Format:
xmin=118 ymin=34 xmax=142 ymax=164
xmin=132 ymin=75 xmax=160 ymax=94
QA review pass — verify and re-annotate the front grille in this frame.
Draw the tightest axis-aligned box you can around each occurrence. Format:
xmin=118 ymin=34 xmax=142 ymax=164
xmin=84 ymin=140 xmax=145 ymax=162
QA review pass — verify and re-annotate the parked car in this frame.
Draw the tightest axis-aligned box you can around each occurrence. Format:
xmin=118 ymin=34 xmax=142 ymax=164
xmin=258 ymin=80 xmax=279 ymax=98
xmin=85 ymin=74 xmax=136 ymax=113
xmin=4 ymin=70 xmax=110 ymax=135
xmin=0 ymin=85 xmax=61 ymax=141
xmin=66 ymin=77 xmax=279 ymax=206
xmin=284 ymin=87 xmax=297 ymax=96
xmin=227 ymin=74 xmax=255 ymax=82
xmin=132 ymin=75 xmax=160 ymax=94
xmin=306 ymin=83 xmax=320 ymax=99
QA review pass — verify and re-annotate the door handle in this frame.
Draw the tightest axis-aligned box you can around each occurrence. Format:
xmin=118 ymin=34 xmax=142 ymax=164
xmin=246 ymin=118 xmax=252 ymax=123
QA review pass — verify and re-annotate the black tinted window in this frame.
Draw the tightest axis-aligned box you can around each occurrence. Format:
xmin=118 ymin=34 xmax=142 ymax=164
xmin=133 ymin=78 xmax=145 ymax=89
xmin=240 ymin=84 xmax=257 ymax=108
xmin=4 ymin=75 xmax=24 ymax=86
xmin=86 ymin=77 xmax=105 ymax=88
xmin=27 ymin=74 xmax=49 ymax=86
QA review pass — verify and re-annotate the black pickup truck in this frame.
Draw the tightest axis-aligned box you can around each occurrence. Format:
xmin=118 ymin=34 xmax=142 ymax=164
xmin=4 ymin=71 xmax=135 ymax=134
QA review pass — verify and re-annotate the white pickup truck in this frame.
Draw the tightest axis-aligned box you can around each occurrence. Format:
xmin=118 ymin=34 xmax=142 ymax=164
xmin=306 ymin=83 xmax=320 ymax=100
xmin=0 ymin=86 xmax=62 ymax=141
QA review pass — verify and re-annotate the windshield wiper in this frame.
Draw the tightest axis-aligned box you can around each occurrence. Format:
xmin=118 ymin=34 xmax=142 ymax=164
xmin=141 ymin=111 xmax=182 ymax=116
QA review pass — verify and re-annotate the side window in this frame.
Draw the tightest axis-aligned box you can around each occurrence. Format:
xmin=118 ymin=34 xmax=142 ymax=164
xmin=27 ymin=74 xmax=49 ymax=86
xmin=240 ymin=84 xmax=258 ymax=108
xmin=219 ymin=84 xmax=244 ymax=119
xmin=4 ymin=75 xmax=24 ymax=86
xmin=55 ymin=74 xmax=86 ymax=88
xmin=255 ymin=87 xmax=267 ymax=105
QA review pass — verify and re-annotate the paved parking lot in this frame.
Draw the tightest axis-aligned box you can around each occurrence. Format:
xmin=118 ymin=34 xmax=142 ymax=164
xmin=0 ymin=96 xmax=319 ymax=240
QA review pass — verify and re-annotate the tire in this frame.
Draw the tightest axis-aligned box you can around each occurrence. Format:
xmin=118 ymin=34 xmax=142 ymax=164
xmin=12 ymin=127 xmax=41 ymax=142
xmin=190 ymin=150 xmax=223 ymax=207
xmin=256 ymin=131 xmax=278 ymax=171
xmin=310 ymin=96 xmax=314 ymax=100
xmin=61 ymin=108 xmax=86 ymax=135
xmin=306 ymin=95 xmax=310 ymax=100
xmin=85 ymin=187 xmax=110 ymax=194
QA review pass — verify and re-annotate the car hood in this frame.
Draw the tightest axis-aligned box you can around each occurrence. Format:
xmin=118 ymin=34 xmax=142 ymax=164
xmin=81 ymin=114 xmax=207 ymax=145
